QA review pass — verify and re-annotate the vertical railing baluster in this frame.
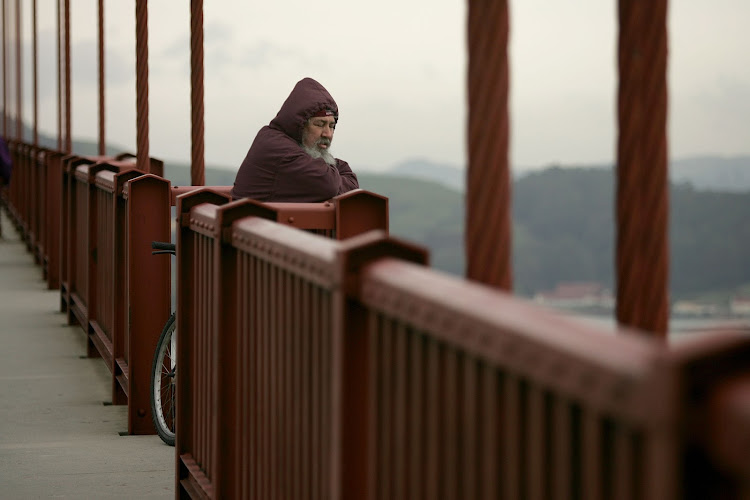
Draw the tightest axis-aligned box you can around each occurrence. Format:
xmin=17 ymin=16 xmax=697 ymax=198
xmin=407 ymin=332 xmax=424 ymax=500
xmin=480 ymin=365 xmax=498 ymax=500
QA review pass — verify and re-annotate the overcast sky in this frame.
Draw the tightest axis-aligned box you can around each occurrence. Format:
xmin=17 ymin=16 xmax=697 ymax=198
xmin=12 ymin=0 xmax=750 ymax=173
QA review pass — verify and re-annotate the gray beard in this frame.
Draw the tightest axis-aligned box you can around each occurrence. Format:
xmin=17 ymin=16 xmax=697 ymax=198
xmin=302 ymin=144 xmax=336 ymax=166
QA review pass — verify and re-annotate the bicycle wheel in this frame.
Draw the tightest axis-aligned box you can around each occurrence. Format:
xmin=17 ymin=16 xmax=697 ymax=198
xmin=150 ymin=313 xmax=176 ymax=446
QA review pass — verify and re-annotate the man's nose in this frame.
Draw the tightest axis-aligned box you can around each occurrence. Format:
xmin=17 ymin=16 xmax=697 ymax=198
xmin=321 ymin=125 xmax=333 ymax=138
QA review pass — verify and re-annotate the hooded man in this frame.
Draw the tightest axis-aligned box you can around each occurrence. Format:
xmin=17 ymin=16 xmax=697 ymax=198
xmin=231 ymin=77 xmax=359 ymax=202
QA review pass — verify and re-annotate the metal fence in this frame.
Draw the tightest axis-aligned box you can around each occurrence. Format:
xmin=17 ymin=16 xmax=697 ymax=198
xmin=174 ymin=195 xmax=750 ymax=499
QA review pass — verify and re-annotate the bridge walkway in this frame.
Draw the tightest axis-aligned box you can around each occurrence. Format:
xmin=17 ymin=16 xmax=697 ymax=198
xmin=0 ymin=211 xmax=174 ymax=499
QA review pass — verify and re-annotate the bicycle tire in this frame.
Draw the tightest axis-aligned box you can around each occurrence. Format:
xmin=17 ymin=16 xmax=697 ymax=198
xmin=150 ymin=312 xmax=176 ymax=446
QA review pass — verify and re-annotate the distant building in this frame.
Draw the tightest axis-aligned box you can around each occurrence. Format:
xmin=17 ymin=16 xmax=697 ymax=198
xmin=533 ymin=282 xmax=614 ymax=311
xmin=730 ymin=297 xmax=750 ymax=316
xmin=672 ymin=300 xmax=720 ymax=317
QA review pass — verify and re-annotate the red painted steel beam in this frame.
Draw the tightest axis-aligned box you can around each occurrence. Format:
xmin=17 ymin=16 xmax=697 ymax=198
xmin=265 ymin=201 xmax=336 ymax=229
xmin=14 ymin=0 xmax=19 ymax=140
xmin=174 ymin=188 xmax=231 ymax=497
xmin=135 ymin=0 xmax=150 ymax=172
xmin=334 ymin=189 xmax=389 ymax=239
xmin=190 ymin=0 xmax=205 ymax=186
xmin=56 ymin=0 xmax=61 ymax=150
xmin=32 ymin=0 xmax=37 ymax=146
xmin=616 ymin=0 xmax=670 ymax=336
xmin=97 ymin=0 xmax=105 ymax=155
xmin=2 ymin=0 xmax=6 ymax=136
xmin=466 ymin=0 xmax=512 ymax=291
xmin=707 ymin=374 xmax=750 ymax=486
xmin=171 ymin=185 xmax=232 ymax=205
xmin=125 ymin=174 xmax=171 ymax=434
xmin=44 ymin=150 xmax=64 ymax=289
xmin=63 ymin=0 xmax=70 ymax=152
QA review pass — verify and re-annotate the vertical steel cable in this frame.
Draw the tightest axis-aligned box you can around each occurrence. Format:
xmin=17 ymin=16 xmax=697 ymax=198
xmin=190 ymin=0 xmax=205 ymax=186
xmin=56 ymin=0 xmax=61 ymax=150
xmin=97 ymin=0 xmax=104 ymax=155
xmin=2 ymin=0 xmax=6 ymax=137
xmin=63 ymin=0 xmax=70 ymax=152
xmin=616 ymin=0 xmax=669 ymax=336
xmin=466 ymin=0 xmax=512 ymax=291
xmin=32 ymin=0 xmax=37 ymax=146
xmin=14 ymin=0 xmax=19 ymax=140
xmin=135 ymin=0 xmax=149 ymax=172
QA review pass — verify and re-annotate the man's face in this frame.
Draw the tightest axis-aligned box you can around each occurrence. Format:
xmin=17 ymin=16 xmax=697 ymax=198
xmin=302 ymin=116 xmax=336 ymax=151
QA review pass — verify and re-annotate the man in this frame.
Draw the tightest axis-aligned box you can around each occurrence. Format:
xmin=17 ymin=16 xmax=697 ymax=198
xmin=231 ymin=77 xmax=359 ymax=202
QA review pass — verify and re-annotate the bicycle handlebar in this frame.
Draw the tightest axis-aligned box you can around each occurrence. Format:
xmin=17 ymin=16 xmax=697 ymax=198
xmin=151 ymin=241 xmax=176 ymax=255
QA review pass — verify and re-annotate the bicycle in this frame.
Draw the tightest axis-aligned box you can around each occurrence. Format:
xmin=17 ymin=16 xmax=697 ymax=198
xmin=150 ymin=241 xmax=176 ymax=446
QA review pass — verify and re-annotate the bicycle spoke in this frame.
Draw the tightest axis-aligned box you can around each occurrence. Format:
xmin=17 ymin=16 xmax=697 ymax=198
xmin=151 ymin=313 xmax=177 ymax=445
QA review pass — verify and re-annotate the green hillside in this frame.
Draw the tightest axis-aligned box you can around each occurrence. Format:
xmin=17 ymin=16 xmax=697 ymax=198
xmin=357 ymin=173 xmax=465 ymax=274
xmin=512 ymin=167 xmax=750 ymax=298
xmin=512 ymin=168 xmax=615 ymax=295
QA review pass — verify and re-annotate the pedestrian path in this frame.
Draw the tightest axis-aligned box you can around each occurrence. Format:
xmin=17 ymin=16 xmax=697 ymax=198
xmin=0 ymin=212 xmax=174 ymax=499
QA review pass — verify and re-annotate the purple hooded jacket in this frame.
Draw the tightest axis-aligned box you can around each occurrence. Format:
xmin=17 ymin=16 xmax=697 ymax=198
xmin=231 ymin=78 xmax=359 ymax=202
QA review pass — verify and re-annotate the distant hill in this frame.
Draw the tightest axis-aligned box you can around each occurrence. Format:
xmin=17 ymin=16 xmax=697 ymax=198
xmin=163 ymin=162 xmax=236 ymax=187
xmin=10 ymin=123 xmax=237 ymax=187
xmin=357 ymin=173 xmax=465 ymax=274
xmin=514 ymin=167 xmax=750 ymax=299
xmin=388 ymin=155 xmax=750 ymax=193
xmin=670 ymin=155 xmax=750 ymax=192
xmin=365 ymin=166 xmax=750 ymax=302
xmin=387 ymin=158 xmax=465 ymax=191
xmin=15 ymin=122 xmax=129 ymax=158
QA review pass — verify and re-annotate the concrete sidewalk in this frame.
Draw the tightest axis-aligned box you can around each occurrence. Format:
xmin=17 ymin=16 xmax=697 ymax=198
xmin=0 ymin=212 xmax=175 ymax=499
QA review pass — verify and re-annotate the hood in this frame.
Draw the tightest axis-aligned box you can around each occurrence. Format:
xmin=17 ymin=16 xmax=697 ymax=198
xmin=269 ymin=77 xmax=339 ymax=143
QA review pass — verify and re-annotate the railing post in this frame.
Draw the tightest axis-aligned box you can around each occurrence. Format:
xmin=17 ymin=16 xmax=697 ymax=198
xmin=27 ymin=144 xmax=41 ymax=259
xmin=213 ymin=199 xmax=276 ymax=499
xmin=212 ymin=197 xmax=335 ymax=498
xmin=333 ymin=189 xmax=389 ymax=240
xmin=31 ymin=145 xmax=45 ymax=267
xmin=111 ymin=168 xmax=143 ymax=406
xmin=175 ymin=188 xmax=231 ymax=496
xmin=669 ymin=333 xmax=750 ymax=497
xmin=43 ymin=149 xmax=64 ymax=289
xmin=336 ymin=232 xmax=428 ymax=498
xmin=60 ymin=155 xmax=95 ymax=322
xmin=83 ymin=162 xmax=120 ymax=358
xmin=125 ymin=173 xmax=171 ymax=434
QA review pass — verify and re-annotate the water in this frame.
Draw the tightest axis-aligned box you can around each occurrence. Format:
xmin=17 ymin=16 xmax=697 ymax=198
xmin=563 ymin=312 xmax=750 ymax=337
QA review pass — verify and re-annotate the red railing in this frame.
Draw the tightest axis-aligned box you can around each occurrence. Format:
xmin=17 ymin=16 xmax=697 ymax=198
xmin=174 ymin=195 xmax=750 ymax=499
xmin=118 ymin=173 xmax=173 ymax=430
xmin=176 ymin=191 xmax=396 ymax=496
xmin=3 ymin=139 xmax=750 ymax=498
